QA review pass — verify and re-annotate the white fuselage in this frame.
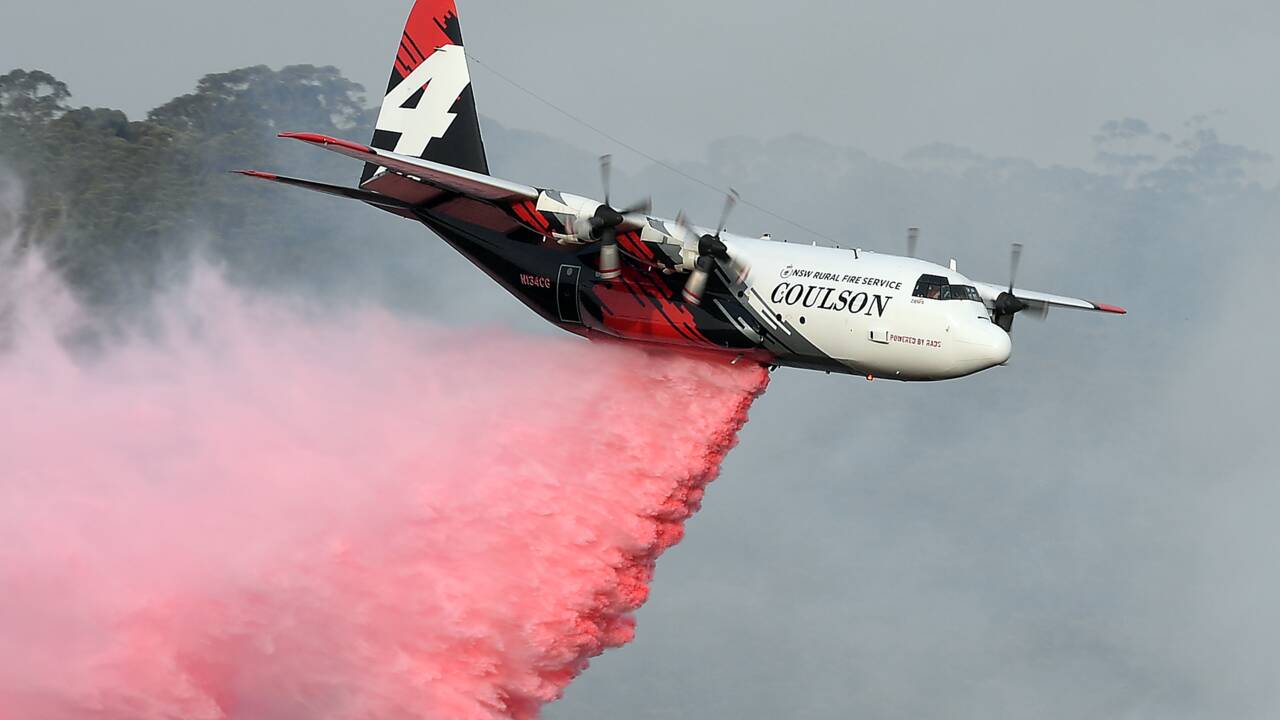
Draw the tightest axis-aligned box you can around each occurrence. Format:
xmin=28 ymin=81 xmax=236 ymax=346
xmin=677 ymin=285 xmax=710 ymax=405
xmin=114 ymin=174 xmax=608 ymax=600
xmin=723 ymin=235 xmax=1013 ymax=381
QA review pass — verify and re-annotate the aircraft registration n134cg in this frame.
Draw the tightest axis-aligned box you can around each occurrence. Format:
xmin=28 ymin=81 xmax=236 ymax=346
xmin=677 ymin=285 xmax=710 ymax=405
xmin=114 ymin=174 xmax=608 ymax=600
xmin=240 ymin=0 xmax=1126 ymax=382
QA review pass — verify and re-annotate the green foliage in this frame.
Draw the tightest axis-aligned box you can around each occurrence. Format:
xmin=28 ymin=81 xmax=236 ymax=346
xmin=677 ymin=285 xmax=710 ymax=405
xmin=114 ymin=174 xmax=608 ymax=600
xmin=0 ymin=65 xmax=375 ymax=307
xmin=150 ymin=65 xmax=366 ymax=137
xmin=0 ymin=69 xmax=70 ymax=125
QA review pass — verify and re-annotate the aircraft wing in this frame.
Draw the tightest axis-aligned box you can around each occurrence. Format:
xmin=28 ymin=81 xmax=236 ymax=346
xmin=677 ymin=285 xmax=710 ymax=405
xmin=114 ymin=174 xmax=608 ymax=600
xmin=277 ymin=132 xmax=540 ymax=204
xmin=974 ymin=281 xmax=1127 ymax=316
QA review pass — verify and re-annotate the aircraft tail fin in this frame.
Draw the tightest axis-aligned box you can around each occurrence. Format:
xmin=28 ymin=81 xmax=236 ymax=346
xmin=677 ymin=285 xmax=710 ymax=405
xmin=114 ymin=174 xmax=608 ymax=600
xmin=362 ymin=0 xmax=489 ymax=185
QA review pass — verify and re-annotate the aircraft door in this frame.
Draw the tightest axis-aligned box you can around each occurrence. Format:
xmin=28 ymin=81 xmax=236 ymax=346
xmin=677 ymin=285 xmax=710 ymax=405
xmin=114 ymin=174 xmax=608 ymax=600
xmin=557 ymin=264 xmax=583 ymax=324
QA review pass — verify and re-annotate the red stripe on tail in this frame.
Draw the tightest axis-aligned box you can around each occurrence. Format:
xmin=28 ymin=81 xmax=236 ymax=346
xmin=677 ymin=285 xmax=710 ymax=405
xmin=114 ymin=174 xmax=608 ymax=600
xmin=398 ymin=1 xmax=464 ymax=75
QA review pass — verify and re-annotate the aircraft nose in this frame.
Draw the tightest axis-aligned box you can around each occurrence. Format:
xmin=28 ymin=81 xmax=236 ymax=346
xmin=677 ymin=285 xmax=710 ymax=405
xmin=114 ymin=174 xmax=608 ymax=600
xmin=956 ymin=320 xmax=1012 ymax=369
xmin=988 ymin=325 xmax=1013 ymax=366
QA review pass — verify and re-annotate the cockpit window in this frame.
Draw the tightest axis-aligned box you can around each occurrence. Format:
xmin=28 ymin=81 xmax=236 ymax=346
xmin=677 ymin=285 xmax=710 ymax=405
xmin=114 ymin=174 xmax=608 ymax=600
xmin=941 ymin=285 xmax=982 ymax=302
xmin=913 ymin=275 xmax=982 ymax=302
xmin=913 ymin=275 xmax=948 ymax=299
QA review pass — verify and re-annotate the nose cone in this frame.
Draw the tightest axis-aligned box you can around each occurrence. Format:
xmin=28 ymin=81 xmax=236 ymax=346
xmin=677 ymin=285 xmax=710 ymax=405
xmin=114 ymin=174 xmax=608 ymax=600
xmin=955 ymin=321 xmax=1012 ymax=371
xmin=988 ymin=325 xmax=1013 ymax=366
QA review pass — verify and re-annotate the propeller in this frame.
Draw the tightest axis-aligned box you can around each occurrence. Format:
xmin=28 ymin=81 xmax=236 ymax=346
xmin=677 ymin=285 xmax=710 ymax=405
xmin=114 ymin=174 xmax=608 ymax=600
xmin=992 ymin=243 xmax=1029 ymax=332
xmin=678 ymin=190 xmax=751 ymax=306
xmin=907 ymin=227 xmax=920 ymax=258
xmin=590 ymin=154 xmax=651 ymax=280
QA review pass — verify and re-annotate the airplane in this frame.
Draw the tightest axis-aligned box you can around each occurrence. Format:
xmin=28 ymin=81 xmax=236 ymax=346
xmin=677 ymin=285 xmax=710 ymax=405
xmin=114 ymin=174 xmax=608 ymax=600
xmin=239 ymin=0 xmax=1126 ymax=383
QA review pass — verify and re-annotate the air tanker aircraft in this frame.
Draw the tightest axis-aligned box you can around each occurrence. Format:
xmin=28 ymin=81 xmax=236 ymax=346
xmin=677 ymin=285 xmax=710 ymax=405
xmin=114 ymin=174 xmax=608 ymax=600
xmin=241 ymin=0 xmax=1126 ymax=382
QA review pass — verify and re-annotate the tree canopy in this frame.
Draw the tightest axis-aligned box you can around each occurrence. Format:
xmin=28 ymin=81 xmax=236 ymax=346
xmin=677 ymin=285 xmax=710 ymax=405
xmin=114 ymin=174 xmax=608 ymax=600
xmin=0 ymin=65 xmax=377 ymax=307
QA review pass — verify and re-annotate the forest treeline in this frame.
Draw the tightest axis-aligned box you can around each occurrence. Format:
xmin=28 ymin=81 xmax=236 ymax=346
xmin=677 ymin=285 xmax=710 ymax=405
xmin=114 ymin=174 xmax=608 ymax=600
xmin=0 ymin=66 xmax=377 ymax=306
xmin=3 ymin=64 xmax=1273 ymax=315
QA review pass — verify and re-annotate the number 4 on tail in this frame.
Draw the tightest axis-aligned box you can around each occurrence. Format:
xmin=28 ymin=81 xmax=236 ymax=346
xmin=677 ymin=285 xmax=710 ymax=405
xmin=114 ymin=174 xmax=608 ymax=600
xmin=376 ymin=44 xmax=471 ymax=158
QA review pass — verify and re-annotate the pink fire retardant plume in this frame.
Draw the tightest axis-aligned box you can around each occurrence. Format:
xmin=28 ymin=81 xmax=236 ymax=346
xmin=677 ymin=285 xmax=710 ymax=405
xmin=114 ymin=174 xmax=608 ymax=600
xmin=0 ymin=223 xmax=769 ymax=717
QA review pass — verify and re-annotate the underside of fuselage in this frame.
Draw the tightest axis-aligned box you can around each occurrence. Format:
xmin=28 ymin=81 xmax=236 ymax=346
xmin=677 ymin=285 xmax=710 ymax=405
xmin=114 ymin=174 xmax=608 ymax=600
xmin=414 ymin=206 xmax=825 ymax=371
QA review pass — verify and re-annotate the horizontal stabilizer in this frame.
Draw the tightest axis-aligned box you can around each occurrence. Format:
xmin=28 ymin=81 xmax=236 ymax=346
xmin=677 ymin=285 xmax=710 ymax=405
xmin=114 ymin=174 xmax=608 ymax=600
xmin=233 ymin=170 xmax=418 ymax=219
xmin=278 ymin=132 xmax=538 ymax=203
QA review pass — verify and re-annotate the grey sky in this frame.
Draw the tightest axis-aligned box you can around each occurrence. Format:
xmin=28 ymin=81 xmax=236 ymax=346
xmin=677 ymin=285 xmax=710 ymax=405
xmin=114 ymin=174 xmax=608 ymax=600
xmin=3 ymin=0 xmax=1278 ymax=173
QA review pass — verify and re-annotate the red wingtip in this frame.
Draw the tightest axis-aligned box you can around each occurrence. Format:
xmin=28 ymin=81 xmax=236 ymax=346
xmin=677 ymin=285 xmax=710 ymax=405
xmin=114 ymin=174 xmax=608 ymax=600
xmin=233 ymin=170 xmax=279 ymax=180
xmin=278 ymin=132 xmax=372 ymax=154
xmin=1094 ymin=303 xmax=1128 ymax=315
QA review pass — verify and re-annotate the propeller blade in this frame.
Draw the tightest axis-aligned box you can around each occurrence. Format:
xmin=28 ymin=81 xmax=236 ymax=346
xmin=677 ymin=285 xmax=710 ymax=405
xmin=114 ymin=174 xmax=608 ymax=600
xmin=675 ymin=195 xmax=751 ymax=289
xmin=908 ymin=227 xmax=920 ymax=259
xmin=621 ymin=197 xmax=652 ymax=216
xmin=990 ymin=243 xmax=1031 ymax=333
xmin=728 ymin=255 xmax=753 ymax=285
xmin=715 ymin=189 xmax=740 ymax=238
xmin=599 ymin=154 xmax=613 ymax=208
xmin=682 ymin=255 xmax=715 ymax=306
xmin=677 ymin=209 xmax=750 ymax=284
xmin=598 ymin=227 xmax=622 ymax=280
xmin=590 ymin=204 xmax=624 ymax=234
xmin=1009 ymin=242 xmax=1024 ymax=294
xmin=993 ymin=291 xmax=1028 ymax=334
xmin=699 ymin=233 xmax=729 ymax=260
xmin=674 ymin=210 xmax=702 ymax=247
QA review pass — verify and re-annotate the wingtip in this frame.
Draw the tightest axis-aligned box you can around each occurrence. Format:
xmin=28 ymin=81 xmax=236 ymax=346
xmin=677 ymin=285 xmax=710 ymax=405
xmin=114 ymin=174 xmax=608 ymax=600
xmin=278 ymin=132 xmax=372 ymax=154
xmin=1094 ymin=302 xmax=1128 ymax=315
xmin=233 ymin=170 xmax=279 ymax=180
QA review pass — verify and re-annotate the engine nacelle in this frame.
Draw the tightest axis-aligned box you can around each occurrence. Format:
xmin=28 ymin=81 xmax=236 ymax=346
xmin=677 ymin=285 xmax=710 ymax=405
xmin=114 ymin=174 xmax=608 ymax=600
xmin=534 ymin=190 xmax=603 ymax=244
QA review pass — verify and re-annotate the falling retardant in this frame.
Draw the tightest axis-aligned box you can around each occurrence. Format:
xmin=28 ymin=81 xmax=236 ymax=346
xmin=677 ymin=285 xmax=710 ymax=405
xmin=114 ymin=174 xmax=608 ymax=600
xmin=0 ymin=219 xmax=769 ymax=718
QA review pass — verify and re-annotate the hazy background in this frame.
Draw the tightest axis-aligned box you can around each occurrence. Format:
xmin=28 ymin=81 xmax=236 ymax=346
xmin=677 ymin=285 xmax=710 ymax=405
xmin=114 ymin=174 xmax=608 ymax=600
xmin=3 ymin=1 xmax=1278 ymax=718
xmin=4 ymin=0 xmax=1279 ymax=178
